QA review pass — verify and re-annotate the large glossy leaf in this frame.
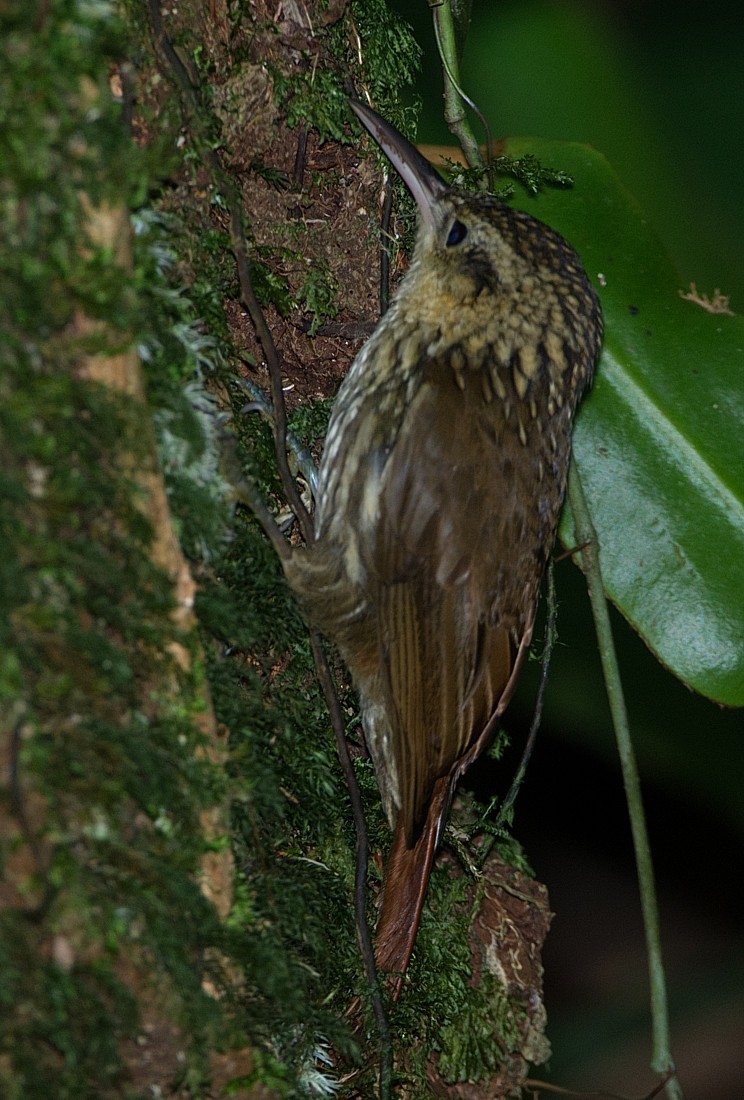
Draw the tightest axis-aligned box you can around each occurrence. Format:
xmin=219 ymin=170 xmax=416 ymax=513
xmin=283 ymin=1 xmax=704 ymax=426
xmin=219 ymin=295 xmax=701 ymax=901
xmin=502 ymin=139 xmax=744 ymax=706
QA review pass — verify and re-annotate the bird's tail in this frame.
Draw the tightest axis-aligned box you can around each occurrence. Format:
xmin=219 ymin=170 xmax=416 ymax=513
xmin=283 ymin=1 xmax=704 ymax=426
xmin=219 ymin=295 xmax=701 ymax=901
xmin=373 ymin=776 xmax=451 ymax=1001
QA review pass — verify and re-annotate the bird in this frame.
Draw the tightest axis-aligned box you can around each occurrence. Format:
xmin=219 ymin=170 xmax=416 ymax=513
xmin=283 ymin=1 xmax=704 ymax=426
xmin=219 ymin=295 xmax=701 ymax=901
xmin=285 ymin=99 xmax=603 ymax=997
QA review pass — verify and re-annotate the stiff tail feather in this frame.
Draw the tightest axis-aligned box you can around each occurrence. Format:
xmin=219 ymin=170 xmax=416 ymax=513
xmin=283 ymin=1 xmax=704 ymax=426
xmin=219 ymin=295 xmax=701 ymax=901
xmin=374 ymin=776 xmax=451 ymax=1001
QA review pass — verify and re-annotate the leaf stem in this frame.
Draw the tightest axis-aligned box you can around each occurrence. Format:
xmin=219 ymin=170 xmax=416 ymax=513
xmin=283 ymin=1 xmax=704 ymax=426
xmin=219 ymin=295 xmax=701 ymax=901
xmin=495 ymin=560 xmax=558 ymax=831
xmin=567 ymin=462 xmax=684 ymax=1100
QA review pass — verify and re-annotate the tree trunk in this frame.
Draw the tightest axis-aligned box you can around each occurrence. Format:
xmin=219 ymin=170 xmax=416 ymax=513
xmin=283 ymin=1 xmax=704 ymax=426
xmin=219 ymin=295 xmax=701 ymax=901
xmin=0 ymin=2 xmax=550 ymax=1095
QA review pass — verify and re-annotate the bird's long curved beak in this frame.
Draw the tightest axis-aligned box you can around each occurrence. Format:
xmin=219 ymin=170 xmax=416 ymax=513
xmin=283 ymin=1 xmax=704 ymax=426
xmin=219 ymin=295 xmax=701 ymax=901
xmin=350 ymin=99 xmax=447 ymax=230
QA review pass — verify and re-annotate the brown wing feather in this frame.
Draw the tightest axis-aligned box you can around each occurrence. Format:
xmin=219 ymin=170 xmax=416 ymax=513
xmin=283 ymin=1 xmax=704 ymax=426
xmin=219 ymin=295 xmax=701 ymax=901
xmin=366 ymin=363 xmax=532 ymax=843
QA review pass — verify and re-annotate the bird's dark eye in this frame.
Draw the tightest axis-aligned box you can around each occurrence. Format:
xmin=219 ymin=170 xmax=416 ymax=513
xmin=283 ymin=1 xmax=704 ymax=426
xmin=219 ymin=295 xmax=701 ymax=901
xmin=445 ymin=219 xmax=468 ymax=247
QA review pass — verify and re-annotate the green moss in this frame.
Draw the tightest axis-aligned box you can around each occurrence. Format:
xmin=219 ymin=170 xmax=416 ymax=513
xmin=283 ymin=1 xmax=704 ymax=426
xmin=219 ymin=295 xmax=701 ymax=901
xmin=287 ymin=397 xmax=334 ymax=450
xmin=0 ymin=2 xmax=231 ymax=1094
xmin=297 ymin=266 xmax=340 ymax=336
xmin=342 ymin=0 xmax=422 ymax=129
xmin=273 ymin=63 xmax=351 ymax=145
xmin=0 ymin=346 xmax=228 ymax=1092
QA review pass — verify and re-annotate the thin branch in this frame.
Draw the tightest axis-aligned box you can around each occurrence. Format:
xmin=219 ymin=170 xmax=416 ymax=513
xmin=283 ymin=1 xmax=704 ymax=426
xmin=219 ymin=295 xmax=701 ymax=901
xmin=429 ymin=0 xmax=489 ymax=175
xmin=567 ymin=462 xmax=684 ymax=1100
xmin=309 ymin=634 xmax=393 ymax=1099
xmin=234 ymin=373 xmax=319 ymax=498
xmin=227 ymin=202 xmax=314 ymax=545
xmin=523 ymin=1068 xmax=674 ymax=1099
xmin=236 ymin=472 xmax=292 ymax=564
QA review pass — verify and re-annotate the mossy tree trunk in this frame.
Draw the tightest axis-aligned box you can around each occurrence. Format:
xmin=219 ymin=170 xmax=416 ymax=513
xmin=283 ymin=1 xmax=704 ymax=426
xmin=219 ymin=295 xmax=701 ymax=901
xmin=1 ymin=2 xmax=550 ymax=1096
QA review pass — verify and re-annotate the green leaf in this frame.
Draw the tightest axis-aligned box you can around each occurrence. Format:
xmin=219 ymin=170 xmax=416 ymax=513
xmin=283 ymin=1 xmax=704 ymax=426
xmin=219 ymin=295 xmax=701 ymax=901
xmin=503 ymin=138 xmax=744 ymax=706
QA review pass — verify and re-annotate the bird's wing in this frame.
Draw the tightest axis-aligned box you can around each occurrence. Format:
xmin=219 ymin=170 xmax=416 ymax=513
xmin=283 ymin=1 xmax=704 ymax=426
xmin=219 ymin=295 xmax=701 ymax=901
xmin=367 ymin=366 xmax=527 ymax=843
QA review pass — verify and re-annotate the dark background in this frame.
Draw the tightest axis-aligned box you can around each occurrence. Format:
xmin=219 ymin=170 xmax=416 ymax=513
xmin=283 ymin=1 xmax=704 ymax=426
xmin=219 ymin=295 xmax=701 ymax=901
xmin=389 ymin=2 xmax=744 ymax=1095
